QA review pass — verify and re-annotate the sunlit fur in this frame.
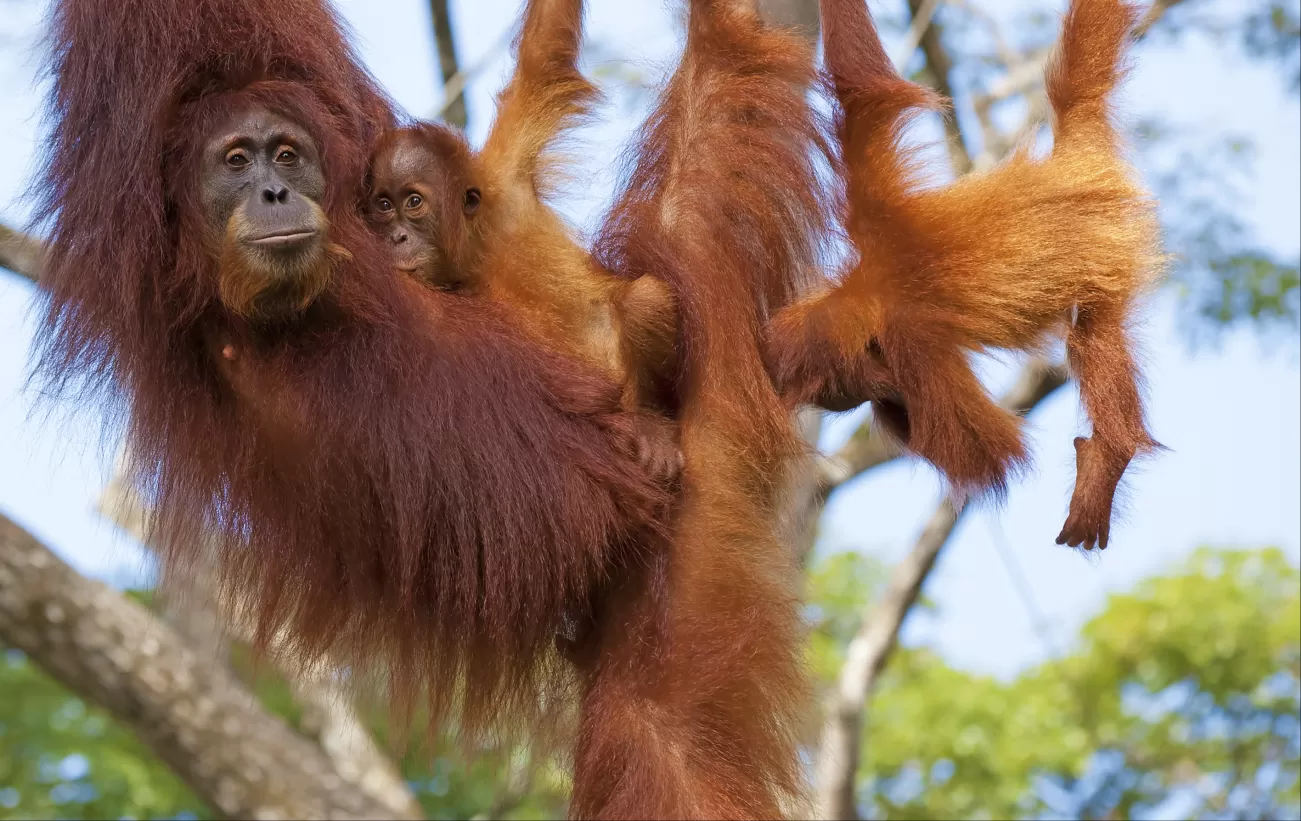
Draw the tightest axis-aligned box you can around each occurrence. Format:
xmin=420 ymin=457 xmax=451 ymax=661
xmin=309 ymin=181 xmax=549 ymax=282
xmin=370 ymin=2 xmax=828 ymax=813
xmin=767 ymin=0 xmax=1164 ymax=549
xmin=32 ymin=0 xmax=671 ymax=744
xmin=576 ymin=0 xmax=833 ymax=816
xmin=368 ymin=0 xmax=680 ymax=419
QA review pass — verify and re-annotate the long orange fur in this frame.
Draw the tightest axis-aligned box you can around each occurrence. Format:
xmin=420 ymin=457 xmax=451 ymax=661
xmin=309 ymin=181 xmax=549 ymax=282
xmin=767 ymin=0 xmax=1165 ymax=549
xmin=572 ymin=0 xmax=832 ymax=816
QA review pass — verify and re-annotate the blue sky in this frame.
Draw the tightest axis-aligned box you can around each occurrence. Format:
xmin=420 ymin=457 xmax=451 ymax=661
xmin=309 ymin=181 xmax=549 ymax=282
xmin=0 ymin=0 xmax=1297 ymax=679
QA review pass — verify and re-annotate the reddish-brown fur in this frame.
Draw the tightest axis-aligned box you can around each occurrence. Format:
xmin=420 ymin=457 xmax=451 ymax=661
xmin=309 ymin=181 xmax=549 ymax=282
xmin=32 ymin=0 xmax=671 ymax=743
xmin=370 ymin=2 xmax=831 ymax=812
xmin=766 ymin=0 xmax=1164 ymax=549
xmin=366 ymin=0 xmax=684 ymax=670
xmin=367 ymin=0 xmax=680 ymax=433
xmin=571 ymin=0 xmax=832 ymax=816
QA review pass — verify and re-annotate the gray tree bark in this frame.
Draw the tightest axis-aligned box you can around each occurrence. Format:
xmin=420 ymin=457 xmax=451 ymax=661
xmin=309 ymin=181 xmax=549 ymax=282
xmin=0 ymin=514 xmax=418 ymax=821
xmin=904 ymin=0 xmax=973 ymax=175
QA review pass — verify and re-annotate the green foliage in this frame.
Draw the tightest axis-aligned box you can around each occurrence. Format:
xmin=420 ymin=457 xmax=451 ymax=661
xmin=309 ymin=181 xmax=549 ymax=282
xmin=0 ymin=607 xmax=570 ymax=820
xmin=0 ymin=649 xmax=207 ymax=820
xmin=4 ymin=545 xmax=1297 ymax=821
xmin=805 ymin=546 xmax=1301 ymax=820
xmin=806 ymin=550 xmax=889 ymax=680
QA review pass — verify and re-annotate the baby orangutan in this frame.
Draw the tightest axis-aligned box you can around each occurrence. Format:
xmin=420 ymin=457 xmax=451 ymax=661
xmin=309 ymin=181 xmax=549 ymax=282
xmin=368 ymin=0 xmax=680 ymax=482
xmin=766 ymin=0 xmax=1165 ymax=550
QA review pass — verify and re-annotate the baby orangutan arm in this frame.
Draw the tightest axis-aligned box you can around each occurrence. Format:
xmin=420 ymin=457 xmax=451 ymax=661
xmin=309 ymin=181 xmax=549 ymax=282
xmin=483 ymin=0 xmax=682 ymax=413
xmin=482 ymin=0 xmax=596 ymax=197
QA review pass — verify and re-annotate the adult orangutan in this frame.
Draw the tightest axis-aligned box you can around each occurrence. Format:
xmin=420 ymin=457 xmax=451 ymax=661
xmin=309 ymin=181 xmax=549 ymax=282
xmin=32 ymin=0 xmax=673 ymax=743
xmin=30 ymin=0 xmax=1161 ymax=816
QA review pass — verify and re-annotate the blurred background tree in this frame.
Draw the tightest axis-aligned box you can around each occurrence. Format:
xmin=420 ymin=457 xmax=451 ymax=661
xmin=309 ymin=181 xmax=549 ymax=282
xmin=809 ymin=547 xmax=1301 ymax=819
xmin=0 ymin=0 xmax=1297 ymax=819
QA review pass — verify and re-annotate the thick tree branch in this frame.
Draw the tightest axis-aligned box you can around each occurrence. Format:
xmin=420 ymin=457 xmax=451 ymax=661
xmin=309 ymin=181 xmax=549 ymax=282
xmin=811 ymin=358 xmax=1069 ymax=820
xmin=0 ymin=513 xmax=415 ymax=821
xmin=96 ymin=467 xmax=423 ymax=819
xmin=0 ymin=223 xmax=42 ymax=283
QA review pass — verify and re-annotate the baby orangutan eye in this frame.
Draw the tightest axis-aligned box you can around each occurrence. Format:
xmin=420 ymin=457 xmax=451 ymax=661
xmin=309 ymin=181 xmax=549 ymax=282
xmin=406 ymin=193 xmax=423 ymax=210
xmin=376 ymin=198 xmax=393 ymax=213
xmin=463 ymin=187 xmax=481 ymax=215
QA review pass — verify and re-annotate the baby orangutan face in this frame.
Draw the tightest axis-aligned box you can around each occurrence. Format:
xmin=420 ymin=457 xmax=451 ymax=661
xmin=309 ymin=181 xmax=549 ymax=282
xmin=368 ymin=125 xmax=482 ymax=290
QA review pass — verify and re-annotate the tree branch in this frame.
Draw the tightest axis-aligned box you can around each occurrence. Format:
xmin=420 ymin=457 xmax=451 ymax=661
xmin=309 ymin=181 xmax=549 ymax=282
xmin=430 ymin=0 xmax=469 ymax=129
xmin=96 ymin=466 xmax=423 ymax=820
xmin=0 ymin=513 xmax=416 ymax=821
xmin=810 ymin=358 xmax=1069 ymax=820
xmin=0 ymin=222 xmax=43 ymax=283
xmin=293 ymin=675 xmax=428 ymax=820
xmin=904 ymin=0 xmax=973 ymax=175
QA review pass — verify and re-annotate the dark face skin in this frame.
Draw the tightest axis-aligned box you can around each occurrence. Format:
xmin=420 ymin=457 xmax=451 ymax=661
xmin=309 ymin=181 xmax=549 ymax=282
xmin=368 ymin=132 xmax=480 ymax=288
xmin=201 ymin=106 xmax=331 ymax=317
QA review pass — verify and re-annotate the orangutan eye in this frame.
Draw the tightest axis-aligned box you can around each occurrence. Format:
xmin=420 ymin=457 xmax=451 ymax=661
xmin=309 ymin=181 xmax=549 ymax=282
xmin=406 ymin=193 xmax=423 ymax=210
xmin=463 ymin=187 xmax=481 ymax=214
xmin=225 ymin=149 xmax=250 ymax=168
xmin=376 ymin=198 xmax=393 ymax=213
xmin=275 ymin=147 xmax=298 ymax=165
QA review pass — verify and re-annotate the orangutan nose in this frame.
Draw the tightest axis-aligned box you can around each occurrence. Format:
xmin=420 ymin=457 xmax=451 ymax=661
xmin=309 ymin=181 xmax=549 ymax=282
xmin=261 ymin=184 xmax=290 ymax=204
